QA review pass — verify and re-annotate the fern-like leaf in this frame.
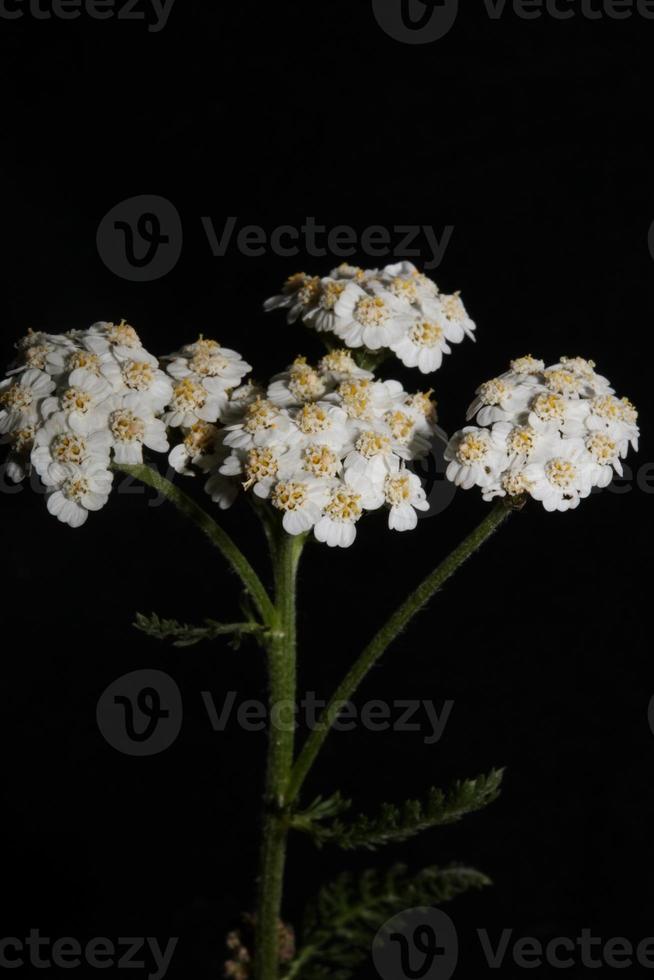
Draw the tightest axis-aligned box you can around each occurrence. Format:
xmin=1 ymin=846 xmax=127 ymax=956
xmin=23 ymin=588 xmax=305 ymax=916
xmin=299 ymin=769 xmax=504 ymax=851
xmin=134 ymin=612 xmax=263 ymax=648
xmin=287 ymin=863 xmax=490 ymax=979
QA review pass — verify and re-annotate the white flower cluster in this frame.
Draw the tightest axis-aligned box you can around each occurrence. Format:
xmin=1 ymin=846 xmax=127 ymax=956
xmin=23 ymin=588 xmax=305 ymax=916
xmin=0 ymin=323 xmax=251 ymax=527
xmin=203 ymin=350 xmax=438 ymax=547
xmin=445 ymin=356 xmax=640 ymax=512
xmin=264 ymin=261 xmax=475 ymax=374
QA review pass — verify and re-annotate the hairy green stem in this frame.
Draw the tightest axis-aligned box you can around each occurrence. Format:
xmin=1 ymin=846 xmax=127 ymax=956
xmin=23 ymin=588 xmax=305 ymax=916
xmin=254 ymin=530 xmax=307 ymax=980
xmin=113 ymin=463 xmax=275 ymax=626
xmin=287 ymin=501 xmax=512 ymax=804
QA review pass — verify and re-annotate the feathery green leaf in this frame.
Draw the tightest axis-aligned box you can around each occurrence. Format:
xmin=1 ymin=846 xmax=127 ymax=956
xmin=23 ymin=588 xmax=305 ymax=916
xmin=287 ymin=863 xmax=490 ymax=979
xmin=134 ymin=612 xmax=263 ymax=649
xmin=299 ymin=769 xmax=504 ymax=851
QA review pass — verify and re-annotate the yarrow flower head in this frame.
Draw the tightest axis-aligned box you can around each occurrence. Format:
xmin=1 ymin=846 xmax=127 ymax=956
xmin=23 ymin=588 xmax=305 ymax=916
xmin=201 ymin=353 xmax=438 ymax=547
xmin=445 ymin=356 xmax=639 ymax=512
xmin=264 ymin=261 xmax=476 ymax=374
xmin=0 ymin=324 xmax=252 ymax=527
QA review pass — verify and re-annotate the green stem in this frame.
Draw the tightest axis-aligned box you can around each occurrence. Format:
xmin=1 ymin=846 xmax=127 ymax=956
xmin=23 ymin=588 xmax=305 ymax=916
xmin=287 ymin=501 xmax=512 ymax=804
xmin=113 ymin=463 xmax=276 ymax=626
xmin=254 ymin=530 xmax=307 ymax=980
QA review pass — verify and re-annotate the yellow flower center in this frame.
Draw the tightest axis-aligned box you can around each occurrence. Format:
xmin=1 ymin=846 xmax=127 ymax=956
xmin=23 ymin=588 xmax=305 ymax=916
xmin=325 ymin=489 xmax=362 ymax=522
xmin=410 ymin=320 xmax=443 ymax=348
xmin=545 ymin=458 xmax=577 ymax=488
xmin=354 ymin=296 xmax=389 ymax=327
xmin=122 ymin=361 xmax=155 ymax=391
xmin=456 ymin=432 xmax=489 ymax=463
xmin=244 ymin=448 xmax=278 ymax=489
xmin=385 ymin=474 xmax=411 ymax=506
xmin=303 ymin=445 xmax=339 ymax=478
xmin=172 ymin=378 xmax=207 ymax=412
xmin=107 ymin=320 xmax=140 ymax=348
xmin=109 ymin=410 xmax=145 ymax=443
xmin=297 ymin=403 xmax=330 ymax=434
xmin=532 ymin=392 xmax=565 ymax=421
xmin=61 ymin=387 xmax=93 ymax=414
xmin=52 ymin=433 xmax=87 ymax=463
xmin=272 ymin=481 xmax=308 ymax=512
xmin=356 ymin=431 xmax=391 ymax=459
xmin=0 ymin=384 xmax=32 ymax=410
xmin=63 ymin=476 xmax=90 ymax=502
xmin=184 ymin=421 xmax=219 ymax=456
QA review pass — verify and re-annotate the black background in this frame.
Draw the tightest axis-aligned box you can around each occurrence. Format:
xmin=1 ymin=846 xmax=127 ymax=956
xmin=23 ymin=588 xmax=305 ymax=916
xmin=1 ymin=2 xmax=653 ymax=977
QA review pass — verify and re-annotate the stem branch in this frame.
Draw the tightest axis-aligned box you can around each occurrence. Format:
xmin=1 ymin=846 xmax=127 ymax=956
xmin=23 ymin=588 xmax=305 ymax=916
xmin=254 ymin=531 xmax=307 ymax=980
xmin=114 ymin=463 xmax=275 ymax=626
xmin=288 ymin=501 xmax=511 ymax=803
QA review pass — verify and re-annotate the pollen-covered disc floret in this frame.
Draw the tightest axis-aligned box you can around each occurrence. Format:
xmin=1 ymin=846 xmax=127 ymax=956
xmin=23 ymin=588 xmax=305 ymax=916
xmin=203 ymin=355 xmax=438 ymax=546
xmin=445 ymin=356 xmax=639 ymax=511
xmin=0 ymin=324 xmax=252 ymax=527
xmin=264 ymin=261 xmax=476 ymax=375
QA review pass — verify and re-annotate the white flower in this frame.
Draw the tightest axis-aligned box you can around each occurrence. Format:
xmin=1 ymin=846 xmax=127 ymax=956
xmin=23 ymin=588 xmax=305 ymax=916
xmin=288 ymin=402 xmax=355 ymax=452
xmin=41 ymin=368 xmax=113 ymax=429
xmin=303 ymin=278 xmax=351 ymax=333
xmin=445 ymin=426 xmax=510 ymax=490
xmin=7 ymin=330 xmax=77 ymax=378
xmin=390 ymin=319 xmax=452 ymax=373
xmin=113 ymin=358 xmax=173 ymax=411
xmin=263 ymin=273 xmax=322 ymax=323
xmin=221 ymin=446 xmax=288 ymax=500
xmin=204 ymin=471 xmax=240 ymax=510
xmin=85 ymin=320 xmax=147 ymax=361
xmin=271 ymin=476 xmax=332 ymax=535
xmin=165 ymin=337 xmax=251 ymax=397
xmin=268 ymin=357 xmax=329 ymax=407
xmin=332 ymin=282 xmax=414 ymax=350
xmin=169 ymin=421 xmax=225 ymax=476
xmin=384 ymin=470 xmax=430 ymax=531
xmin=343 ymin=427 xmax=407 ymax=487
xmin=435 ymin=291 xmax=476 ymax=343
xmin=107 ymin=394 xmax=169 ymax=465
xmin=163 ymin=377 xmax=227 ymax=429
xmin=522 ymin=438 xmax=593 ymax=512
xmin=467 ymin=374 xmax=540 ymax=426
xmin=0 ymin=370 xmax=55 ymax=433
xmin=317 ymin=349 xmax=374 ymax=384
xmin=223 ymin=397 xmax=294 ymax=451
xmin=32 ymin=412 xmax=111 ymax=484
xmin=45 ymin=460 xmax=113 ymax=528
xmin=586 ymin=394 xmax=639 ymax=456
xmin=313 ymin=483 xmax=384 ymax=548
